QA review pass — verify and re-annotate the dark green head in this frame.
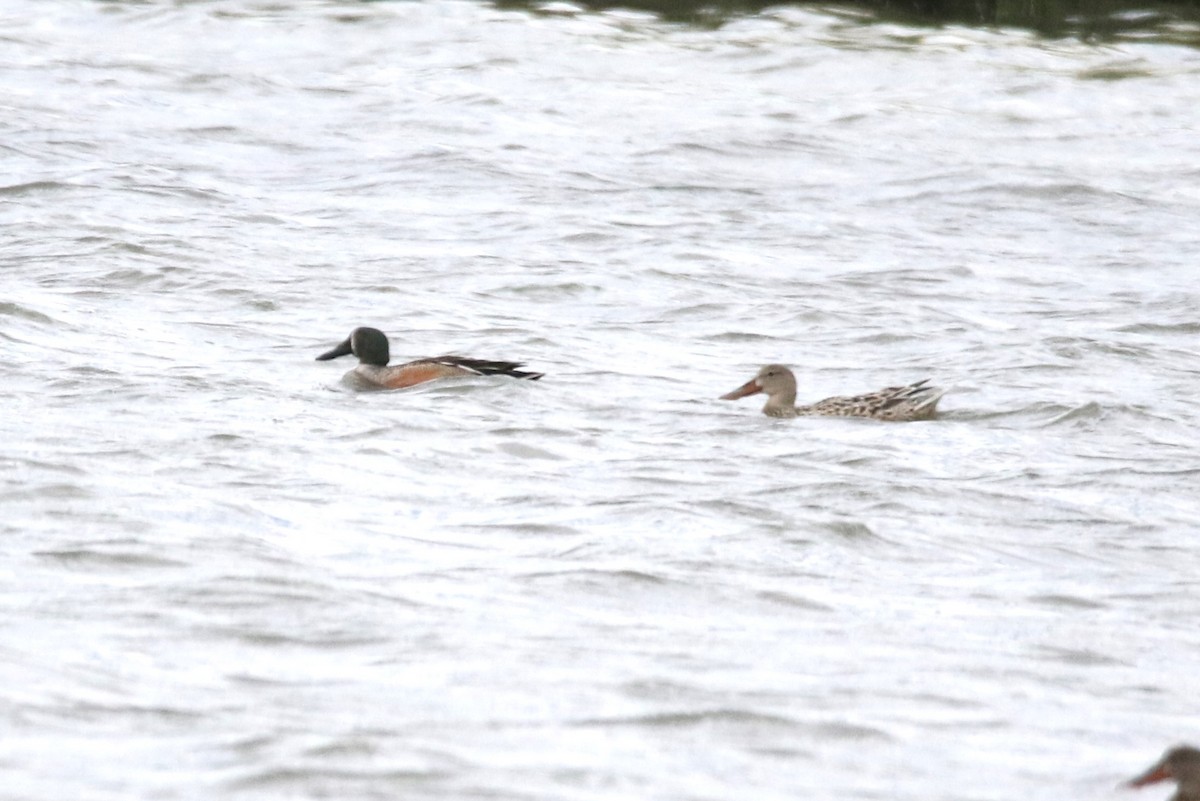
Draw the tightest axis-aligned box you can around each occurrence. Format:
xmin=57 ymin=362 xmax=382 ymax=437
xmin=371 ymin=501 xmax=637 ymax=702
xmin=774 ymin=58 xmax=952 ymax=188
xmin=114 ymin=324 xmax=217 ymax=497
xmin=315 ymin=327 xmax=390 ymax=366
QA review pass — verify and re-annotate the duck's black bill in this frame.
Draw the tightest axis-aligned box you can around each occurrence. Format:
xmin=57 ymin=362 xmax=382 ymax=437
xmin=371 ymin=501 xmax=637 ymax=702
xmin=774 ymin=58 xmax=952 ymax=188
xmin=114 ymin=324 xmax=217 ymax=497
xmin=316 ymin=338 xmax=353 ymax=361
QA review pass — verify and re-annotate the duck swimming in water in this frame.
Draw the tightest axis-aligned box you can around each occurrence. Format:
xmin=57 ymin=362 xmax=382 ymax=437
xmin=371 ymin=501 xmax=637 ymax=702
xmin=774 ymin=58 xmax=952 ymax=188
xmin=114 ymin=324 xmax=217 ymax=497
xmin=720 ymin=364 xmax=943 ymax=421
xmin=316 ymin=327 xmax=543 ymax=390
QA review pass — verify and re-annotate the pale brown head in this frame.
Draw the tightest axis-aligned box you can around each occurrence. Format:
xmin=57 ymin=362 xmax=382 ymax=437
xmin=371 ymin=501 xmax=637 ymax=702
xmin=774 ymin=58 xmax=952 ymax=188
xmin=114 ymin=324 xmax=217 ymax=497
xmin=1128 ymin=745 xmax=1200 ymax=800
xmin=720 ymin=364 xmax=798 ymax=416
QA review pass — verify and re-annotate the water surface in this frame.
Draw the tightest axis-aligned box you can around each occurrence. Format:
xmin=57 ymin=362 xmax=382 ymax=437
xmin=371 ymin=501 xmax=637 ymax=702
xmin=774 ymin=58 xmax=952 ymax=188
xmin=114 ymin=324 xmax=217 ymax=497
xmin=2 ymin=1 xmax=1199 ymax=799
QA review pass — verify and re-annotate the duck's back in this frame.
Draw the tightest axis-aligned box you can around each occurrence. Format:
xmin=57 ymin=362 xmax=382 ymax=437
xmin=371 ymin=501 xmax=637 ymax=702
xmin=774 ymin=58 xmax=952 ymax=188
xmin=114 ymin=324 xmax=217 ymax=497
xmin=802 ymin=380 xmax=944 ymax=421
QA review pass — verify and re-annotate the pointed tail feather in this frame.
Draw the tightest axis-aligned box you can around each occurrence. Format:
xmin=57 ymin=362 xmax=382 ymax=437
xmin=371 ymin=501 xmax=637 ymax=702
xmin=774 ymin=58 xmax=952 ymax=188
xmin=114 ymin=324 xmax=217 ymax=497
xmin=879 ymin=380 xmax=944 ymax=419
xmin=434 ymin=356 xmax=544 ymax=381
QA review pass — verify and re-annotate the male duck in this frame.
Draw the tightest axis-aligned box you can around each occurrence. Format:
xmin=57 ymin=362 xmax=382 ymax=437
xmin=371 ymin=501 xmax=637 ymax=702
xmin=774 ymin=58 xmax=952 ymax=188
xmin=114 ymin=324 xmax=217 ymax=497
xmin=720 ymin=364 xmax=943 ymax=421
xmin=316 ymin=327 xmax=543 ymax=390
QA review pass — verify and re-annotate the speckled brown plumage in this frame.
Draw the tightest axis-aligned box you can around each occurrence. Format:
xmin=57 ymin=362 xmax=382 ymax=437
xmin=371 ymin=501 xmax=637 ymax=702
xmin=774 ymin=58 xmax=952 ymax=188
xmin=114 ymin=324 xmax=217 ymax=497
xmin=720 ymin=364 xmax=944 ymax=421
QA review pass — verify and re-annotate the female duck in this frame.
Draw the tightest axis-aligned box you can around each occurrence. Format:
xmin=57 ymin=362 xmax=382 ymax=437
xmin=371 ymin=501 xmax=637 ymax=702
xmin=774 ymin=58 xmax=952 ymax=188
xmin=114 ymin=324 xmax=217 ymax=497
xmin=1128 ymin=745 xmax=1200 ymax=801
xmin=720 ymin=364 xmax=943 ymax=421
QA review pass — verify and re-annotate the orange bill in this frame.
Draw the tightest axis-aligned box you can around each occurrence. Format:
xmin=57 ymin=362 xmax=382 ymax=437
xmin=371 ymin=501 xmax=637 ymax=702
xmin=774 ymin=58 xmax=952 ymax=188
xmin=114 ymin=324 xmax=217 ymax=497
xmin=720 ymin=378 xmax=763 ymax=400
xmin=1128 ymin=763 xmax=1172 ymax=788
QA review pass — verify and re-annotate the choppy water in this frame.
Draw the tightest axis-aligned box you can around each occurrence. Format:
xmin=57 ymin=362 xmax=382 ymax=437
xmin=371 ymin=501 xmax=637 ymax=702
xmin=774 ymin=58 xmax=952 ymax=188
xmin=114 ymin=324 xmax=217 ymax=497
xmin=3 ymin=1 xmax=1199 ymax=799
